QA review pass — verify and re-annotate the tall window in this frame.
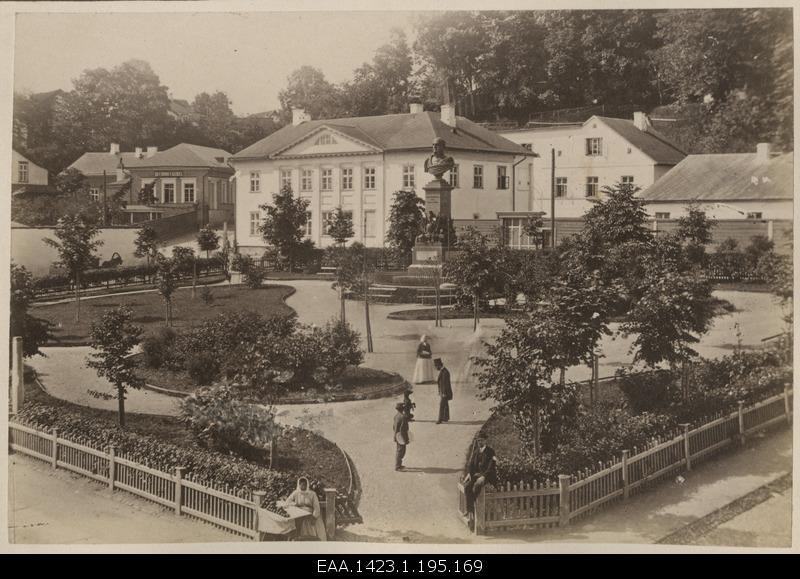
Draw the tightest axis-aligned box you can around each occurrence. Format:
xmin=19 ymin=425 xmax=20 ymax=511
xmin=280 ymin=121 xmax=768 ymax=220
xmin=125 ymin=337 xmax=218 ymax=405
xmin=250 ymin=171 xmax=260 ymax=193
xmin=585 ymin=176 xmax=599 ymax=197
xmin=301 ymin=169 xmax=313 ymax=192
xmin=220 ymin=181 xmax=229 ymax=203
xmin=18 ymin=161 xmax=29 ymax=183
xmin=585 ymin=138 xmax=603 ymax=156
xmin=305 ymin=211 xmax=313 ymax=236
xmin=163 ymin=183 xmax=175 ymax=204
xmin=503 ymin=218 xmax=540 ymax=250
xmin=449 ymin=164 xmax=459 ymax=188
xmin=183 ymin=181 xmax=195 ymax=203
xmin=280 ymin=169 xmax=292 ymax=190
xmin=341 ymin=167 xmax=353 ymax=190
xmin=321 ymin=211 xmax=333 ymax=235
xmin=497 ymin=166 xmax=509 ymax=189
xmin=249 ymin=211 xmax=260 ymax=236
xmin=621 ymin=175 xmax=635 ymax=186
xmin=321 ymin=168 xmax=333 ymax=191
xmin=364 ymin=167 xmax=376 ymax=190
xmin=473 ymin=165 xmax=484 ymax=189
xmin=555 ymin=177 xmax=567 ymax=198
xmin=364 ymin=210 xmax=376 ymax=237
xmin=89 ymin=188 xmax=100 ymax=202
xmin=402 ymin=165 xmax=415 ymax=189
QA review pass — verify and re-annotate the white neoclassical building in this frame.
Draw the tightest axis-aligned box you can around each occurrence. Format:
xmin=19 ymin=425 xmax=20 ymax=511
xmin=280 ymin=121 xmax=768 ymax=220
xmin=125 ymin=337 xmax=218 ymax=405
xmin=230 ymin=104 xmax=534 ymax=254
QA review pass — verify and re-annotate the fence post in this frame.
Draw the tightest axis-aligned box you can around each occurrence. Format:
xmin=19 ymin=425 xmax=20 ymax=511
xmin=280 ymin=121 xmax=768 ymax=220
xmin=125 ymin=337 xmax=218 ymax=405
xmin=784 ymin=383 xmax=792 ymax=425
xmin=11 ymin=336 xmax=24 ymax=415
xmin=108 ymin=446 xmax=116 ymax=491
xmin=558 ymin=475 xmax=571 ymax=526
xmin=680 ymin=424 xmax=692 ymax=471
xmin=252 ymin=491 xmax=266 ymax=542
xmin=475 ymin=486 xmax=486 ymax=535
xmin=324 ymin=488 xmax=337 ymax=539
xmin=621 ymin=450 xmax=630 ymax=500
xmin=51 ymin=428 xmax=58 ymax=469
xmin=737 ymin=401 xmax=746 ymax=445
xmin=174 ymin=467 xmax=185 ymax=516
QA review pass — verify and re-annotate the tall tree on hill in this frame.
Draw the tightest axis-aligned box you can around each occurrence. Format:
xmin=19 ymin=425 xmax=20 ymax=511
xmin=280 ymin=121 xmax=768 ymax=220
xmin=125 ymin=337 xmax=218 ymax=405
xmin=191 ymin=91 xmax=239 ymax=151
xmin=277 ymin=66 xmax=345 ymax=123
xmin=43 ymin=215 xmax=103 ymax=322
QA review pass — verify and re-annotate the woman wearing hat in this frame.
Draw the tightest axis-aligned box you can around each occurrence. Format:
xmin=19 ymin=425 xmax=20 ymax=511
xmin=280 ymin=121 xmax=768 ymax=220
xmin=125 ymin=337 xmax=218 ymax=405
xmin=413 ymin=335 xmax=435 ymax=384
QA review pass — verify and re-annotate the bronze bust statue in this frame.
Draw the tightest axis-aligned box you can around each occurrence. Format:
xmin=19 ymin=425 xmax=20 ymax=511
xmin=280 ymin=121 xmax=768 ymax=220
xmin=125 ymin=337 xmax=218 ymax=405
xmin=424 ymin=137 xmax=455 ymax=179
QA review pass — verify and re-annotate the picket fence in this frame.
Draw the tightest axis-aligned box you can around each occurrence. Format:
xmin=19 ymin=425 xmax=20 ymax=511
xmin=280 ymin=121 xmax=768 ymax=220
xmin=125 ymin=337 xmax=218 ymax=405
xmin=8 ymin=421 xmax=337 ymax=540
xmin=458 ymin=387 xmax=793 ymax=534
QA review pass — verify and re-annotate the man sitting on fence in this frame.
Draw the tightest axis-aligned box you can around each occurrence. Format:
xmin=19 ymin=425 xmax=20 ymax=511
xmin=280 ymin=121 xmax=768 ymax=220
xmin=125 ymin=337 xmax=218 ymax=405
xmin=463 ymin=435 xmax=497 ymax=528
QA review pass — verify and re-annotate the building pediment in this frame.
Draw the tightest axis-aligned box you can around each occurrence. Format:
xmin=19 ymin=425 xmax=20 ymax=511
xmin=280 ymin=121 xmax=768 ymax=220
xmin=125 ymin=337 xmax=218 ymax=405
xmin=271 ymin=126 xmax=382 ymax=159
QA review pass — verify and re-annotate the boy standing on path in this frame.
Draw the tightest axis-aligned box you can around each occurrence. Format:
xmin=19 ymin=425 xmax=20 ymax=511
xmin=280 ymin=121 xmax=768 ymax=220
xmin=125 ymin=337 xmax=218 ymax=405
xmin=393 ymin=402 xmax=410 ymax=471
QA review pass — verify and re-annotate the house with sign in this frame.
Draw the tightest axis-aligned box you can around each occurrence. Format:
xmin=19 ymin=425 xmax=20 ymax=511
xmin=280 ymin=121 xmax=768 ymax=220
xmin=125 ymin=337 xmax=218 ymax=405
xmin=230 ymin=104 xmax=533 ymax=254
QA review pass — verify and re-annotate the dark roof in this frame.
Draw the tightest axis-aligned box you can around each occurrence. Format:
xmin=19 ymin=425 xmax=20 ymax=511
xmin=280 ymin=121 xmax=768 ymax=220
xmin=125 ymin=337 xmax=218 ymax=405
xmin=232 ymin=111 xmax=533 ymax=160
xmin=126 ymin=143 xmax=232 ymax=169
xmin=641 ymin=152 xmax=793 ymax=202
xmin=68 ymin=152 xmax=138 ymax=175
xmin=597 ymin=116 xmax=687 ymax=165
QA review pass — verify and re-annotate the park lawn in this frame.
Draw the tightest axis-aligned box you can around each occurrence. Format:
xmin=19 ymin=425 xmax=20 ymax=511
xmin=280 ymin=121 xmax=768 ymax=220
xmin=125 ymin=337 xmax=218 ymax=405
xmin=34 ymin=284 xmax=296 ymax=346
xmin=22 ymin=376 xmax=351 ymax=492
xmin=136 ymin=359 xmax=408 ymax=403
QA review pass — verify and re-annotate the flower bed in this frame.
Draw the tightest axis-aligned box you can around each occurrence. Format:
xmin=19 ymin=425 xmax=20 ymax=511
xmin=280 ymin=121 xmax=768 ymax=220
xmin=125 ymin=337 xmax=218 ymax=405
xmin=18 ymin=383 xmax=351 ymax=514
xmin=470 ymin=349 xmax=792 ymax=485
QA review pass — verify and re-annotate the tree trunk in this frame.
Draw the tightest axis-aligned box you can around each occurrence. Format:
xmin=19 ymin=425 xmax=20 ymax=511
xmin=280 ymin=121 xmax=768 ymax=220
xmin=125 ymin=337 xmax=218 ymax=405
xmin=473 ymin=289 xmax=480 ymax=332
xmin=559 ymin=367 xmax=565 ymax=387
xmin=532 ymin=407 xmax=541 ymax=457
xmin=434 ymin=277 xmax=442 ymax=328
xmin=74 ymin=271 xmax=81 ymax=322
xmin=118 ymin=385 xmax=126 ymax=429
xmin=340 ymin=285 xmax=346 ymax=325
xmin=192 ymin=260 xmax=197 ymax=299
xmin=364 ymin=276 xmax=373 ymax=353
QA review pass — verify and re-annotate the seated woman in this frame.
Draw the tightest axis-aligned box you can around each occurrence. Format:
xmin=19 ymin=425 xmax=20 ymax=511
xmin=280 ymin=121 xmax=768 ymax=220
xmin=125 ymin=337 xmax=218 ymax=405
xmin=280 ymin=477 xmax=328 ymax=541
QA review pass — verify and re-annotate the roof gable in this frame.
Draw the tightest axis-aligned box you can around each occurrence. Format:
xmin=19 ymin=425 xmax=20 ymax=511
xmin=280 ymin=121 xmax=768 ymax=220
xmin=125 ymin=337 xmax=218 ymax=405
xmin=273 ymin=125 xmax=382 ymax=158
xmin=593 ymin=116 xmax=686 ymax=165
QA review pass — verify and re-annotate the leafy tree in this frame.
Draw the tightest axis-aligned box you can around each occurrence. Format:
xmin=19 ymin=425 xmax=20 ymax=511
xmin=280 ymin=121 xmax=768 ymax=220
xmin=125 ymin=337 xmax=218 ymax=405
xmin=43 ymin=215 xmax=103 ymax=321
xmin=259 ymin=185 xmax=311 ymax=272
xmin=443 ymin=227 xmax=496 ymax=331
xmin=744 ymin=235 xmax=775 ymax=270
xmin=190 ymin=91 xmax=238 ymax=151
xmin=277 ymin=66 xmax=345 ymax=123
xmin=386 ymin=189 xmax=425 ymax=265
xmin=86 ymin=306 xmax=144 ymax=428
xmin=155 ymin=255 xmax=179 ymax=326
xmin=197 ymin=225 xmax=220 ymax=259
xmin=676 ymin=203 xmax=716 ymax=266
xmin=10 ymin=263 xmax=50 ymax=358
xmin=326 ymin=207 xmax=355 ymax=247
xmin=133 ymin=226 xmax=160 ymax=274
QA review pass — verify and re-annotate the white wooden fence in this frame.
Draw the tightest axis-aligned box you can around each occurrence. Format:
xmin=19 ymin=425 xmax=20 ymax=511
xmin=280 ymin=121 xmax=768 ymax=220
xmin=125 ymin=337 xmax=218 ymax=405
xmin=8 ymin=421 xmax=337 ymax=540
xmin=458 ymin=386 xmax=793 ymax=534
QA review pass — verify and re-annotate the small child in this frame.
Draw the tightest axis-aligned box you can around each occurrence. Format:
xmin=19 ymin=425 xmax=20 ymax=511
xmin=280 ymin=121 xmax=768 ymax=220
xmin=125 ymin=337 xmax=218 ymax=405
xmin=402 ymin=389 xmax=416 ymax=422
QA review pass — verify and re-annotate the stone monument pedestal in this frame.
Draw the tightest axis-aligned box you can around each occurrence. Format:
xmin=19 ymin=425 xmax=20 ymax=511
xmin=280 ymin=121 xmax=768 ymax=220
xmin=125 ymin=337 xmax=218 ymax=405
xmin=422 ymin=178 xmax=452 ymax=219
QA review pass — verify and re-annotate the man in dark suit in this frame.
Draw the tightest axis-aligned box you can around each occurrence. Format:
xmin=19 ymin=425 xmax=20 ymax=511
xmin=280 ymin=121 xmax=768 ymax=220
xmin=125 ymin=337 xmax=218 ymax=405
xmin=463 ymin=435 xmax=497 ymax=523
xmin=434 ymin=358 xmax=452 ymax=424
xmin=393 ymin=402 xmax=410 ymax=471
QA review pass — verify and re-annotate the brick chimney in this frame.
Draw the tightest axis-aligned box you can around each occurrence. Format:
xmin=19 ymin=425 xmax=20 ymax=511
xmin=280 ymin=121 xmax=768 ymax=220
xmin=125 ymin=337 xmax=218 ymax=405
xmin=440 ymin=103 xmax=456 ymax=128
xmin=109 ymin=142 xmax=120 ymax=155
xmin=756 ymin=143 xmax=772 ymax=162
xmin=633 ymin=111 xmax=650 ymax=132
xmin=409 ymin=102 xmax=424 ymax=114
xmin=292 ymin=107 xmax=311 ymax=126
xmin=146 ymin=146 xmax=158 ymax=158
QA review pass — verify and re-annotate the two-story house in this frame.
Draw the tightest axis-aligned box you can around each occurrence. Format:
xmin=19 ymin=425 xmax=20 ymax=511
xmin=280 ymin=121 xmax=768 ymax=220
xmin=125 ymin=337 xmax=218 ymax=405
xmin=68 ymin=143 xmax=149 ymax=209
xmin=230 ymin=104 xmax=533 ymax=254
xmin=11 ymin=150 xmax=50 ymax=196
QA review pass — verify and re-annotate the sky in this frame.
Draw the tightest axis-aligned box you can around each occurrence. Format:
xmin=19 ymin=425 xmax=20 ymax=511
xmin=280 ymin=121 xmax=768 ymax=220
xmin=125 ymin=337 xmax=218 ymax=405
xmin=13 ymin=10 xmax=423 ymax=116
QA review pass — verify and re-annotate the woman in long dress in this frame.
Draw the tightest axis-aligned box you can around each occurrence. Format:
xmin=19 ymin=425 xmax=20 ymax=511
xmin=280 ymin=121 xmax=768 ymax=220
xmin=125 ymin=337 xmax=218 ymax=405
xmin=285 ymin=477 xmax=327 ymax=541
xmin=412 ymin=335 xmax=435 ymax=384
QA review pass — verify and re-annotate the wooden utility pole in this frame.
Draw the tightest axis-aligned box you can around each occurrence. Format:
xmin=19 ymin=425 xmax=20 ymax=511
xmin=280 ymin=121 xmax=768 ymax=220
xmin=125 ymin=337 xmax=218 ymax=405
xmin=363 ymin=216 xmax=373 ymax=353
xmin=102 ymin=170 xmax=108 ymax=226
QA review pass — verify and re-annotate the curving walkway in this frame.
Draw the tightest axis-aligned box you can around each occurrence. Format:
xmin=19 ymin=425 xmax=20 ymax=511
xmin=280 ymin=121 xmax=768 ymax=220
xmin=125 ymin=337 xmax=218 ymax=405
xmin=26 ymin=281 xmax=789 ymax=542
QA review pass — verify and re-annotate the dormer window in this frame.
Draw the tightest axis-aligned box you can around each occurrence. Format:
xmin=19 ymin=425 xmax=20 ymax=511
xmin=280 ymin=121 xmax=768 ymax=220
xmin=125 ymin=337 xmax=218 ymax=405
xmin=315 ymin=133 xmax=337 ymax=146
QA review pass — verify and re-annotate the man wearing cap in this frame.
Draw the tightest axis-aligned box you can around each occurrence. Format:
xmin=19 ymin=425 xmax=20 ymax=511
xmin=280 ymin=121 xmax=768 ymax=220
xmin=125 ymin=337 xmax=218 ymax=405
xmin=463 ymin=435 xmax=497 ymax=527
xmin=393 ymin=402 xmax=410 ymax=471
xmin=434 ymin=358 xmax=452 ymax=424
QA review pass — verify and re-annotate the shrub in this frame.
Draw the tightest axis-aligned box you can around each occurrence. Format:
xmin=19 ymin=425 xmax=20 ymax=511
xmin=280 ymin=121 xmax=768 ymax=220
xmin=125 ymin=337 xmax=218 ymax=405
xmin=231 ymin=253 xmax=253 ymax=274
xmin=200 ymin=285 xmax=214 ymax=305
xmin=312 ymin=320 xmax=364 ymax=387
xmin=186 ymin=351 xmax=219 ymax=386
xmin=180 ymin=383 xmax=276 ymax=458
xmin=141 ymin=327 xmax=177 ymax=369
xmin=617 ymin=368 xmax=679 ymax=413
xmin=245 ymin=266 xmax=266 ymax=289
